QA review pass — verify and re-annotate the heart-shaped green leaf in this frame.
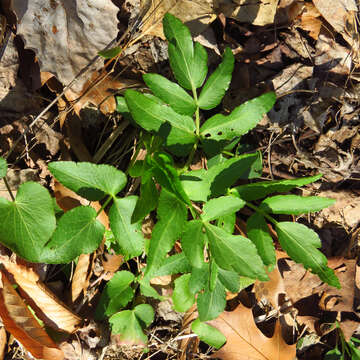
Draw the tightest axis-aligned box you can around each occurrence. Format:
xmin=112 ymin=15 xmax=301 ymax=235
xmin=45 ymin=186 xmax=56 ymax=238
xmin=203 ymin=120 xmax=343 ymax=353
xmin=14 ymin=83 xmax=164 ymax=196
xmin=40 ymin=206 xmax=105 ymax=264
xmin=0 ymin=182 xmax=56 ymax=262
xmin=48 ymin=161 xmax=127 ymax=201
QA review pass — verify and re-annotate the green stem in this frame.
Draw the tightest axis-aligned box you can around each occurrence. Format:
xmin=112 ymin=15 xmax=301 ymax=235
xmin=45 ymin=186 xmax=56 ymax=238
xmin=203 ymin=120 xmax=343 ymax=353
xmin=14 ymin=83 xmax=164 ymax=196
xmin=125 ymin=138 xmax=143 ymax=175
xmin=245 ymin=201 xmax=278 ymax=225
xmin=96 ymin=196 xmax=113 ymax=217
xmin=183 ymin=88 xmax=200 ymax=171
xmin=3 ymin=177 xmax=15 ymax=201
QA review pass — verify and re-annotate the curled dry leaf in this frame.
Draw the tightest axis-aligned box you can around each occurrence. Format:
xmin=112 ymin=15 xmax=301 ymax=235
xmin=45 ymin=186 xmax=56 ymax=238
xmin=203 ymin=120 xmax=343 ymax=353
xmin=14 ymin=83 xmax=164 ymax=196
xmin=11 ymin=0 xmax=119 ymax=93
xmin=1 ymin=259 xmax=81 ymax=333
xmin=71 ymin=253 xmax=94 ymax=303
xmin=0 ymin=271 xmax=64 ymax=360
xmin=209 ymin=303 xmax=296 ymax=360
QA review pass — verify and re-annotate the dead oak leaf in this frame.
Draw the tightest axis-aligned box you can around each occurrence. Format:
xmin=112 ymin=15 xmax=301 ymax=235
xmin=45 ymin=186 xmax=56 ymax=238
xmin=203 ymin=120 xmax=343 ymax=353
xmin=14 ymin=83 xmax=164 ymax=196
xmin=209 ymin=303 xmax=296 ymax=360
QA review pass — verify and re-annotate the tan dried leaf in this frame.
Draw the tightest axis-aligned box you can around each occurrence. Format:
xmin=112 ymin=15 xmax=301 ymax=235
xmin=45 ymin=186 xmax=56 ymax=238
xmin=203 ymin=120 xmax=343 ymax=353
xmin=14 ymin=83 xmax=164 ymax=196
xmin=209 ymin=303 xmax=296 ymax=360
xmin=71 ymin=253 xmax=93 ymax=303
xmin=0 ymin=271 xmax=64 ymax=360
xmin=1 ymin=260 xmax=81 ymax=333
xmin=140 ymin=0 xmax=215 ymax=39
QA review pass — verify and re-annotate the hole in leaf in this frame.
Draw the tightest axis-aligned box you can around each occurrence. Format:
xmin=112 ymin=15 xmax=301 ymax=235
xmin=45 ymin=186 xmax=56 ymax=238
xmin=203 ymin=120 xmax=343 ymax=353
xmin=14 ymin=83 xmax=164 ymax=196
xmin=217 ymin=131 xmax=223 ymax=136
xmin=204 ymin=133 xmax=211 ymax=138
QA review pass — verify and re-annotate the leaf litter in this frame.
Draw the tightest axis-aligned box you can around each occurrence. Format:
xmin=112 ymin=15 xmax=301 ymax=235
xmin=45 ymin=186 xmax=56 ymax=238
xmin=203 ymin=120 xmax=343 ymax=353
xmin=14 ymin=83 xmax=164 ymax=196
xmin=1 ymin=0 xmax=360 ymax=359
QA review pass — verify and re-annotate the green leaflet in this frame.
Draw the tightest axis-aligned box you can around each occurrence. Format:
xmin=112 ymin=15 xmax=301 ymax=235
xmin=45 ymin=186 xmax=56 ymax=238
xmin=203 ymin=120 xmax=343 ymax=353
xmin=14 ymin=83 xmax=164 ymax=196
xmin=0 ymin=157 xmax=7 ymax=179
xmin=99 ymin=46 xmax=122 ymax=59
xmin=95 ymin=271 xmax=135 ymax=320
xmin=131 ymin=178 xmax=158 ymax=223
xmin=189 ymin=263 xmax=209 ymax=294
xmin=260 ymin=195 xmax=335 ymax=215
xmin=200 ymin=92 xmax=276 ymax=142
xmin=153 ymin=253 xmax=191 ymax=277
xmin=144 ymin=189 xmax=187 ymax=278
xmin=172 ymin=274 xmax=195 ymax=312
xmin=231 ymin=174 xmax=323 ymax=201
xmin=216 ymin=213 xmax=236 ymax=233
xmin=109 ymin=304 xmax=154 ymax=345
xmin=0 ymin=182 xmax=56 ymax=262
xmin=139 ymin=278 xmax=164 ymax=300
xmin=163 ymin=13 xmax=208 ymax=90
xmin=198 ymin=47 xmax=235 ymax=110
xmin=143 ymin=73 xmax=196 ymax=116
xmin=218 ymin=268 xmax=241 ymax=293
xmin=181 ymin=220 xmax=205 ymax=269
xmin=204 ymin=223 xmax=268 ymax=281
xmin=41 ymin=206 xmax=105 ymax=264
xmin=150 ymin=152 xmax=191 ymax=205
xmin=124 ymin=90 xmax=196 ymax=156
xmin=191 ymin=319 xmax=226 ymax=349
xmin=181 ymin=152 xmax=262 ymax=202
xmin=276 ymin=222 xmax=340 ymax=288
xmin=201 ymin=195 xmax=245 ymax=222
xmin=109 ymin=196 xmax=145 ymax=260
xmin=246 ymin=212 xmax=276 ymax=266
xmin=197 ymin=280 xmax=226 ymax=321
xmin=48 ymin=161 xmax=127 ymax=201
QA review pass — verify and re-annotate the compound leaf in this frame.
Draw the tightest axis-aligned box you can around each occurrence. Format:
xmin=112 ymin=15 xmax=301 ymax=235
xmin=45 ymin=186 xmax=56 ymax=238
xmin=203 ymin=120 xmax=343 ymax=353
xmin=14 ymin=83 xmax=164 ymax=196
xmin=163 ymin=13 xmax=208 ymax=90
xmin=0 ymin=182 xmax=56 ymax=262
xmin=260 ymin=195 xmax=335 ymax=215
xmin=276 ymin=222 xmax=340 ymax=288
xmin=191 ymin=319 xmax=226 ymax=349
xmin=95 ymin=271 xmax=135 ymax=320
xmin=201 ymin=196 xmax=245 ymax=222
xmin=200 ymin=92 xmax=276 ymax=142
xmin=198 ymin=47 xmax=234 ymax=110
xmin=143 ymin=73 xmax=196 ymax=116
xmin=0 ymin=157 xmax=7 ymax=179
xmin=204 ymin=223 xmax=268 ymax=281
xmin=145 ymin=189 xmax=187 ymax=278
xmin=48 ymin=161 xmax=127 ymax=201
xmin=125 ymin=90 xmax=196 ymax=156
xmin=41 ymin=206 xmax=104 ymax=264
xmin=231 ymin=174 xmax=322 ymax=201
xmin=247 ymin=213 xmax=275 ymax=266
xmin=109 ymin=196 xmax=145 ymax=260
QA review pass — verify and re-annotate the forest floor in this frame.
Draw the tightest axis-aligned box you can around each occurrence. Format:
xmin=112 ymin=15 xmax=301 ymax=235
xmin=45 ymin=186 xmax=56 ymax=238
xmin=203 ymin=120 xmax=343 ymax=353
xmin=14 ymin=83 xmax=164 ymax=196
xmin=1 ymin=0 xmax=360 ymax=359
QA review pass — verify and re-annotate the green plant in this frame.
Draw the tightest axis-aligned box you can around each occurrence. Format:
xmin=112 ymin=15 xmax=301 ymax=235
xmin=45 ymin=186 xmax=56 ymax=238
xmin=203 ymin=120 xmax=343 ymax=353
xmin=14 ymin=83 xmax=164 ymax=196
xmin=0 ymin=13 xmax=339 ymax=349
xmin=324 ymin=323 xmax=360 ymax=359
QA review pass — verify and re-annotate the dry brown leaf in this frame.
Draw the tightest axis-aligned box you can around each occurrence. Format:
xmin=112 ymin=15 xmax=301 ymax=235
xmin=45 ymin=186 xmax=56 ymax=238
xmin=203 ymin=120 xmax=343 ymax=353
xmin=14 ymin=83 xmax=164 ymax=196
xmin=300 ymin=3 xmax=322 ymax=40
xmin=253 ymin=251 xmax=287 ymax=308
xmin=11 ymin=0 xmax=119 ymax=93
xmin=209 ymin=303 xmax=296 ymax=360
xmin=0 ymin=271 xmax=64 ymax=360
xmin=0 ymin=327 xmax=6 ymax=360
xmin=179 ymin=305 xmax=199 ymax=360
xmin=64 ymin=72 xmax=139 ymax=116
xmin=219 ymin=0 xmax=280 ymax=26
xmin=140 ymin=0 xmax=215 ymax=39
xmin=312 ymin=0 xmax=357 ymax=46
xmin=1 ymin=259 xmax=81 ymax=333
xmin=71 ymin=254 xmax=93 ymax=303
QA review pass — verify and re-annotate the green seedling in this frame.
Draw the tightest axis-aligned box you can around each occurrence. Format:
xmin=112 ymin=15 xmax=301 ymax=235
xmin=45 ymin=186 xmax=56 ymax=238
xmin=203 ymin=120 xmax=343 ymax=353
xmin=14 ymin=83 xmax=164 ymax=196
xmin=0 ymin=13 xmax=338 ymax=349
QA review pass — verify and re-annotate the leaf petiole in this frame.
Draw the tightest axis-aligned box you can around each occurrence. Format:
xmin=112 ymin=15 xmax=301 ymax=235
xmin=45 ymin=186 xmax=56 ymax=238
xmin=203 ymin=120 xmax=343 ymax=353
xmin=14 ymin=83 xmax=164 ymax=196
xmin=96 ymin=196 xmax=113 ymax=217
xmin=245 ymin=201 xmax=278 ymax=225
